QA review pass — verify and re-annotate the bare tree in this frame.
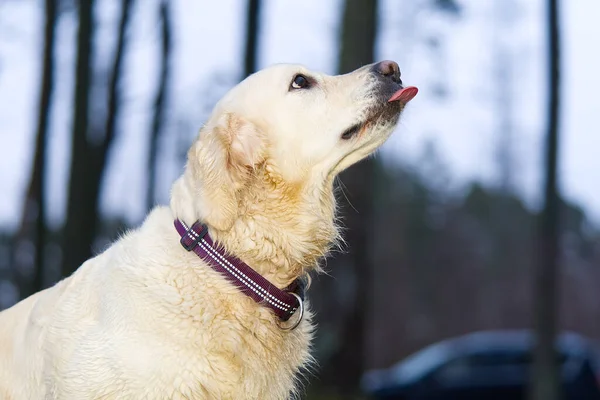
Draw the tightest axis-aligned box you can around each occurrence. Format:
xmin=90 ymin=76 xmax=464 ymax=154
xmin=243 ymin=0 xmax=261 ymax=77
xmin=491 ymin=0 xmax=517 ymax=193
xmin=529 ymin=0 xmax=562 ymax=399
xmin=147 ymin=0 xmax=172 ymax=211
xmin=61 ymin=0 xmax=95 ymax=277
xmin=14 ymin=0 xmax=58 ymax=296
xmin=321 ymin=0 xmax=378 ymax=394
xmin=62 ymin=0 xmax=134 ymax=277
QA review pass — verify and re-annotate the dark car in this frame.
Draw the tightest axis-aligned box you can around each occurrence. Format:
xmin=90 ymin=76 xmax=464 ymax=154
xmin=362 ymin=330 xmax=600 ymax=400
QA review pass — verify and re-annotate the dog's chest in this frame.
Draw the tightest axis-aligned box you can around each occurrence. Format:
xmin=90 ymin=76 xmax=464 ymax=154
xmin=132 ymin=322 xmax=311 ymax=399
xmin=130 ymin=289 xmax=314 ymax=399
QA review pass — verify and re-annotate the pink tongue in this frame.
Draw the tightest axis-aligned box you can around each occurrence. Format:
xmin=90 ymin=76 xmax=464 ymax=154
xmin=388 ymin=86 xmax=418 ymax=103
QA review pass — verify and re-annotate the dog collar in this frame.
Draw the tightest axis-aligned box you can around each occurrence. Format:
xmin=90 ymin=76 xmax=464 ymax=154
xmin=174 ymin=219 xmax=305 ymax=330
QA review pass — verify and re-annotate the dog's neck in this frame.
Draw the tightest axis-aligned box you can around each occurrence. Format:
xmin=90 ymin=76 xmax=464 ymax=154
xmin=171 ymin=164 xmax=340 ymax=288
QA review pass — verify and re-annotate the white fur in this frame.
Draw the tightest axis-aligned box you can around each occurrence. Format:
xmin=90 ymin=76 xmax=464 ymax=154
xmin=0 ymin=63 xmax=407 ymax=399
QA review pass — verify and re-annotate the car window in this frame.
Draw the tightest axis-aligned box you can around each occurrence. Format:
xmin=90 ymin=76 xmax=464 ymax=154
xmin=432 ymin=351 xmax=568 ymax=386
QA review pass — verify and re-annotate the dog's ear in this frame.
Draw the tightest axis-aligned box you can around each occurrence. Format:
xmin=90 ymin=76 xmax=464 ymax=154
xmin=180 ymin=113 xmax=266 ymax=231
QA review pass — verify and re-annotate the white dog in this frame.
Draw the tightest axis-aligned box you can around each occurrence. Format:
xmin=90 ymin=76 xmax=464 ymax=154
xmin=0 ymin=61 xmax=417 ymax=399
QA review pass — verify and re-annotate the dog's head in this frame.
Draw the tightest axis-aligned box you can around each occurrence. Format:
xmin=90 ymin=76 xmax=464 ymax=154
xmin=171 ymin=61 xmax=416 ymax=272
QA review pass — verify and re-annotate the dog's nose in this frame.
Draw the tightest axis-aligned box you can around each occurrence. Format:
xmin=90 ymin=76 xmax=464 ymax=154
xmin=372 ymin=60 xmax=401 ymax=84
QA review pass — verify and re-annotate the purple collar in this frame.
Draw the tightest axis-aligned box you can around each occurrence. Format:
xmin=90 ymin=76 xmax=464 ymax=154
xmin=174 ymin=219 xmax=305 ymax=330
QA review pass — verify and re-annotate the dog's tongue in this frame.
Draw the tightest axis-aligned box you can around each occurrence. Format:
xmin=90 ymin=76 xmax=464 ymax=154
xmin=388 ymin=86 xmax=418 ymax=103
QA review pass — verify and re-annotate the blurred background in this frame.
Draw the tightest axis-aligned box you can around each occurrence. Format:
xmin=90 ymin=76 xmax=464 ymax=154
xmin=0 ymin=0 xmax=599 ymax=399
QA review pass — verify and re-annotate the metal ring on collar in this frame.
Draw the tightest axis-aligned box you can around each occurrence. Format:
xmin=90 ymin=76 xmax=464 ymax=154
xmin=276 ymin=292 xmax=304 ymax=331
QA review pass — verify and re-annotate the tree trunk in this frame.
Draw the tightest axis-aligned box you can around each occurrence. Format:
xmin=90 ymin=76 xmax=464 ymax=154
xmin=62 ymin=0 xmax=133 ymax=277
xmin=321 ymin=0 xmax=378 ymax=394
xmin=147 ymin=0 xmax=172 ymax=211
xmin=14 ymin=0 xmax=57 ymax=297
xmin=492 ymin=0 xmax=516 ymax=193
xmin=243 ymin=0 xmax=260 ymax=77
xmin=61 ymin=0 xmax=95 ymax=277
xmin=529 ymin=0 xmax=562 ymax=399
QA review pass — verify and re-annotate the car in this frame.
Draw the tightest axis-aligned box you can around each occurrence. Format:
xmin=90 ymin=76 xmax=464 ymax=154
xmin=362 ymin=330 xmax=600 ymax=400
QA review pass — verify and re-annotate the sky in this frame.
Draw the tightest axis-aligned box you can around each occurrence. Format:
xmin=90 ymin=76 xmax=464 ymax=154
xmin=0 ymin=0 xmax=598 ymax=232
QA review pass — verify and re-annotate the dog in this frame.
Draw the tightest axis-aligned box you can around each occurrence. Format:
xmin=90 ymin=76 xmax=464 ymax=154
xmin=0 ymin=61 xmax=417 ymax=399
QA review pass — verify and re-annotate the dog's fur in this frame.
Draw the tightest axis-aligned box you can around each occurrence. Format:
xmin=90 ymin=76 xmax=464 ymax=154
xmin=0 ymin=62 xmax=410 ymax=399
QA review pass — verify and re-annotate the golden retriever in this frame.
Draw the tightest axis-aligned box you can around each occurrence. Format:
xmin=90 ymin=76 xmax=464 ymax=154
xmin=0 ymin=61 xmax=417 ymax=399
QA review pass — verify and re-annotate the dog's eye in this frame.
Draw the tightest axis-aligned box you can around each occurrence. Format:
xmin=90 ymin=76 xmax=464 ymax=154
xmin=341 ymin=124 xmax=362 ymax=140
xmin=290 ymin=74 xmax=310 ymax=90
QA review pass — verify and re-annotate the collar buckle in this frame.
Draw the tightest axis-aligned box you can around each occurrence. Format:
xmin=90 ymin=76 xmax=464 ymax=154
xmin=180 ymin=223 xmax=209 ymax=251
